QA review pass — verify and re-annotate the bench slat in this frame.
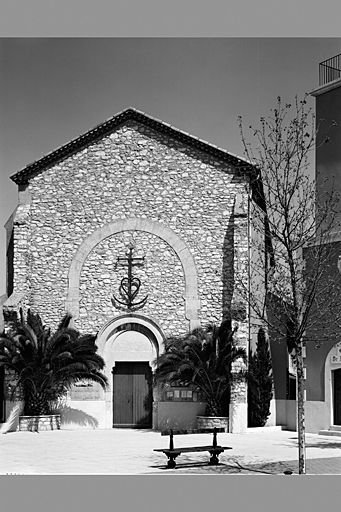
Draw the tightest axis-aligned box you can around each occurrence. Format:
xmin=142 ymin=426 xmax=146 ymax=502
xmin=161 ymin=427 xmax=225 ymax=436
xmin=154 ymin=446 xmax=232 ymax=453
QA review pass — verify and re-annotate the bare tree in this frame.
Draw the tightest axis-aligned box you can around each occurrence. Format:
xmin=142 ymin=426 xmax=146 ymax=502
xmin=238 ymin=95 xmax=340 ymax=474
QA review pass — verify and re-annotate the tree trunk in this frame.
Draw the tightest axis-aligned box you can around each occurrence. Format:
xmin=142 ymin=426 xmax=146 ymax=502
xmin=205 ymin=396 xmax=222 ymax=417
xmin=296 ymin=347 xmax=306 ymax=475
xmin=24 ymin=393 xmax=51 ymax=416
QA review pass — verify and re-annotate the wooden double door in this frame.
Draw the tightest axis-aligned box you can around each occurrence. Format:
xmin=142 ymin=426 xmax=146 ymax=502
xmin=334 ymin=368 xmax=341 ymax=425
xmin=112 ymin=362 xmax=153 ymax=428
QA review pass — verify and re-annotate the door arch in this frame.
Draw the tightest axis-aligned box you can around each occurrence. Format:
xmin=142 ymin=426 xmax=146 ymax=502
xmin=97 ymin=314 xmax=165 ymax=429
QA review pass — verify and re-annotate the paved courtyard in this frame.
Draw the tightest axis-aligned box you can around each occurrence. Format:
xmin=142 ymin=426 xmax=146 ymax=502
xmin=0 ymin=427 xmax=340 ymax=475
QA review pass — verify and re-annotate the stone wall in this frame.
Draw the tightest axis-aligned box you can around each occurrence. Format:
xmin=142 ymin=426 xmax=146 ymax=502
xmin=8 ymin=120 xmax=249 ymax=336
xmin=79 ymin=230 xmax=186 ymax=336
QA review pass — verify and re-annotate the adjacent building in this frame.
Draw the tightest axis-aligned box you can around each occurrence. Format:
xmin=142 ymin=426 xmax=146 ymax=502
xmin=306 ymin=54 xmax=341 ymax=434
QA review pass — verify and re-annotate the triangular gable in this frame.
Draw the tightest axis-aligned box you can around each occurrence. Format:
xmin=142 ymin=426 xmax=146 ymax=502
xmin=11 ymin=107 xmax=254 ymax=185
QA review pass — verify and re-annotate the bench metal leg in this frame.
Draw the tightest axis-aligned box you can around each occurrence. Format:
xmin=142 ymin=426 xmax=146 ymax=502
xmin=209 ymin=452 xmax=220 ymax=465
xmin=167 ymin=453 xmax=180 ymax=469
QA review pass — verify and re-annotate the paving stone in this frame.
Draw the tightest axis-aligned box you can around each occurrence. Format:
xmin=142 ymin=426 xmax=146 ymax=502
xmin=0 ymin=428 xmax=340 ymax=475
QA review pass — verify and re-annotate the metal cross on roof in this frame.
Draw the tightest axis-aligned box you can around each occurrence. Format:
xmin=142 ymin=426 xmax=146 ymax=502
xmin=112 ymin=245 xmax=148 ymax=310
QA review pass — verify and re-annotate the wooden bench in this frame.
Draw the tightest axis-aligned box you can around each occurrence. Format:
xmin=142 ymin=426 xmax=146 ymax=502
xmin=153 ymin=427 xmax=232 ymax=469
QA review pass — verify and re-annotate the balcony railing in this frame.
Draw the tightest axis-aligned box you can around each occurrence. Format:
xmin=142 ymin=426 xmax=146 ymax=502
xmin=319 ymin=53 xmax=341 ymax=86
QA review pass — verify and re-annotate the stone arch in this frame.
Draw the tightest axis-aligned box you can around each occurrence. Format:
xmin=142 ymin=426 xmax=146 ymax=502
xmin=96 ymin=312 xmax=165 ymax=362
xmin=96 ymin=313 xmax=166 ymax=429
xmin=66 ymin=217 xmax=200 ymax=329
xmin=324 ymin=341 xmax=341 ymax=426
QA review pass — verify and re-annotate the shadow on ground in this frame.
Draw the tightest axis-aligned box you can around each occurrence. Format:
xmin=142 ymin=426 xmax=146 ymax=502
xmin=56 ymin=405 xmax=99 ymax=428
xmin=149 ymin=457 xmax=293 ymax=475
xmin=289 ymin=437 xmax=341 ymax=449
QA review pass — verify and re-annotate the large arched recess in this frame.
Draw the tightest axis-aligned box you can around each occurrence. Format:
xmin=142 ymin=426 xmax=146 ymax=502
xmin=65 ymin=217 xmax=200 ymax=329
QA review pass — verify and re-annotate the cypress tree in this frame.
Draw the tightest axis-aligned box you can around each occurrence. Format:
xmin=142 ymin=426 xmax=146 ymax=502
xmin=248 ymin=327 xmax=273 ymax=427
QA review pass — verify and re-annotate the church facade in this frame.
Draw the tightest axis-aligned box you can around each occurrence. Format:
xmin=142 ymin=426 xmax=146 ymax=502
xmin=2 ymin=108 xmax=266 ymax=432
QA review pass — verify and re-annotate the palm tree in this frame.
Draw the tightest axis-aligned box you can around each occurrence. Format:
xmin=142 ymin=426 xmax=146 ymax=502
xmin=154 ymin=319 xmax=247 ymax=417
xmin=0 ymin=309 xmax=108 ymax=416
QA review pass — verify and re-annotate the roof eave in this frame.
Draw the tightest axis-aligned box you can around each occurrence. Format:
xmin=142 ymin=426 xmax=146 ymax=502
xmin=10 ymin=107 xmax=256 ymax=185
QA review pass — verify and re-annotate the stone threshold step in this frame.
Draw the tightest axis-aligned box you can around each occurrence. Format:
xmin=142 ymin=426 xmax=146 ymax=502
xmin=318 ymin=429 xmax=341 ymax=437
xmin=246 ymin=425 xmax=288 ymax=433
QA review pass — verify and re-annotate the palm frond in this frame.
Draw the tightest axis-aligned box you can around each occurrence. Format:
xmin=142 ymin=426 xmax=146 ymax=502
xmin=0 ymin=310 xmax=108 ymax=415
xmin=57 ymin=314 xmax=73 ymax=331
xmin=154 ymin=320 xmax=247 ymax=415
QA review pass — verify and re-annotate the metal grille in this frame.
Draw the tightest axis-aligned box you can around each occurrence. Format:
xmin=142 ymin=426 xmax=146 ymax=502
xmin=319 ymin=54 xmax=341 ymax=86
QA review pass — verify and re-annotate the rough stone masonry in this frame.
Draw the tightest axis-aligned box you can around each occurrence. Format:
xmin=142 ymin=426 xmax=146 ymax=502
xmin=8 ymin=119 xmax=249 ymax=341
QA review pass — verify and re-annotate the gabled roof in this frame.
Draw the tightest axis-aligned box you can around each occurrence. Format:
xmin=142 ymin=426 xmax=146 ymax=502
xmin=10 ymin=107 xmax=255 ymax=185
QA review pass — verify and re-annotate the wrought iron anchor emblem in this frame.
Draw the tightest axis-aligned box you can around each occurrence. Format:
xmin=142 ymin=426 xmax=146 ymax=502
xmin=112 ymin=246 xmax=148 ymax=311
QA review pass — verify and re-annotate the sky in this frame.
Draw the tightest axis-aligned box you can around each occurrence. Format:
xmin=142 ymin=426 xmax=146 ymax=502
xmin=1 ymin=37 xmax=341 ymax=296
